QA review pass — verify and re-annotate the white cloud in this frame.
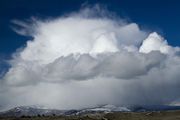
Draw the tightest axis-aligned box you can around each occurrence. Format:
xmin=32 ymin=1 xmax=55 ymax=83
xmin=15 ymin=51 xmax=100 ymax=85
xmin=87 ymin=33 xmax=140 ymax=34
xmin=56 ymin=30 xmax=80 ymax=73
xmin=139 ymin=32 xmax=180 ymax=54
xmin=0 ymin=6 xmax=180 ymax=111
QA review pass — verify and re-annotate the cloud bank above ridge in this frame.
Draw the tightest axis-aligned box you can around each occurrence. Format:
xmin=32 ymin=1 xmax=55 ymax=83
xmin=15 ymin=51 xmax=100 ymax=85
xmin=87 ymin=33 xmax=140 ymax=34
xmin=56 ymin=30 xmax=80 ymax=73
xmin=0 ymin=5 xmax=180 ymax=111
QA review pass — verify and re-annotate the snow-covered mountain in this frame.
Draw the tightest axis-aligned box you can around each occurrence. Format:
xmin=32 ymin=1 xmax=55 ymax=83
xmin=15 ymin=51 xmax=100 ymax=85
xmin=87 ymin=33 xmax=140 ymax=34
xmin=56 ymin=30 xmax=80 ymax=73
xmin=0 ymin=105 xmax=130 ymax=117
xmin=0 ymin=106 xmax=68 ymax=117
xmin=1 ymin=104 xmax=180 ymax=117
xmin=73 ymin=104 xmax=131 ymax=115
xmin=82 ymin=104 xmax=130 ymax=112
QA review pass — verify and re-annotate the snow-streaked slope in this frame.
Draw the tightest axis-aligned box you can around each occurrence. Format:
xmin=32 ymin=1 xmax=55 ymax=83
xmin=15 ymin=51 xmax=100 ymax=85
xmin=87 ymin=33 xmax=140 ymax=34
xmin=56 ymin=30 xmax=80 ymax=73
xmin=1 ymin=104 xmax=180 ymax=117
xmin=85 ymin=104 xmax=130 ymax=112
xmin=0 ymin=105 xmax=130 ymax=117
xmin=0 ymin=106 xmax=66 ymax=117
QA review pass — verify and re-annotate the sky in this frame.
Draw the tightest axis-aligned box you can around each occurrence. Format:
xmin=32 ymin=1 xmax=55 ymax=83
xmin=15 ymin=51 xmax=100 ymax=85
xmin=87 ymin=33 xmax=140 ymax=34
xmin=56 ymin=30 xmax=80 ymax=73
xmin=0 ymin=0 xmax=180 ymax=111
xmin=0 ymin=0 xmax=180 ymax=55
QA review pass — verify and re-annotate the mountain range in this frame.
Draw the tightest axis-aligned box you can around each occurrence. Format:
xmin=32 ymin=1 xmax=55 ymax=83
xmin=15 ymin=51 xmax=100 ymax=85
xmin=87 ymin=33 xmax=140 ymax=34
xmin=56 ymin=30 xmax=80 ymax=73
xmin=1 ymin=105 xmax=180 ymax=117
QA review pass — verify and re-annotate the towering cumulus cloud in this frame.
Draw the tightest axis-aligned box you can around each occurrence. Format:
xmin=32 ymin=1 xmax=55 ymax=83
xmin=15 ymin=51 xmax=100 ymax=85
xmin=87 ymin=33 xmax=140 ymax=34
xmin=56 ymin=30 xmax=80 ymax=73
xmin=0 ymin=6 xmax=180 ymax=111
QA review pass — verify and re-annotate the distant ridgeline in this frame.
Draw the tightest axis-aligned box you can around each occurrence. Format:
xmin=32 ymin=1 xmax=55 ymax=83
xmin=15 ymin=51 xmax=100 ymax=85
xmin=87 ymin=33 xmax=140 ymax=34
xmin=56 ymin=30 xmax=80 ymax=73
xmin=1 ymin=105 xmax=180 ymax=117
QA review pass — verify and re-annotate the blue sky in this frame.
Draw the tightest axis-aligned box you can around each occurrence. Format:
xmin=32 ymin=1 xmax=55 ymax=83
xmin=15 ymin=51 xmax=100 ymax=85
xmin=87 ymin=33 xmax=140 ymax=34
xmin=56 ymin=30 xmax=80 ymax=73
xmin=0 ymin=0 xmax=180 ymax=56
